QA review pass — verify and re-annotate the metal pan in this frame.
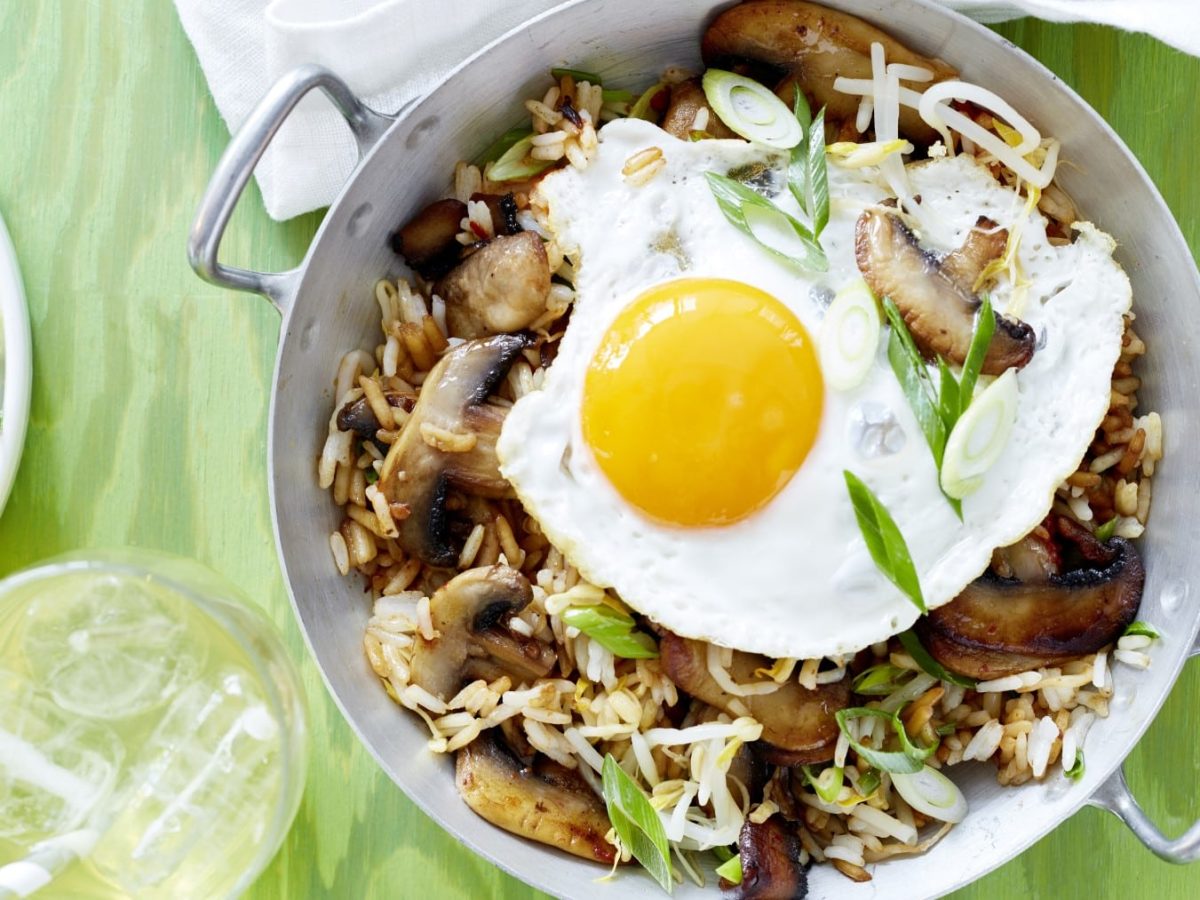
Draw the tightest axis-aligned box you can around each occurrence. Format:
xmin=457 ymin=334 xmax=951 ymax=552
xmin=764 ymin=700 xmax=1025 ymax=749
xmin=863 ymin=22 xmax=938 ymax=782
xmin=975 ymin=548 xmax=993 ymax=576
xmin=188 ymin=1 xmax=1200 ymax=894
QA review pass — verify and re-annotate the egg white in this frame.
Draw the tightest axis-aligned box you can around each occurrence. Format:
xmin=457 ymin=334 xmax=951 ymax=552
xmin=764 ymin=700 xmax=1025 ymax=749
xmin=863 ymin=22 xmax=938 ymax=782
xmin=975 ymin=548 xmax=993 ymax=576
xmin=497 ymin=118 xmax=1131 ymax=659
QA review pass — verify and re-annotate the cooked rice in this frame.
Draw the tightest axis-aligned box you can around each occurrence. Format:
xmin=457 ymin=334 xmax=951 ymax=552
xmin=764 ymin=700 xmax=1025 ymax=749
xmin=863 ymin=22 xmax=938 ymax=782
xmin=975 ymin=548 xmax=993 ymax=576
xmin=320 ymin=63 xmax=1164 ymax=886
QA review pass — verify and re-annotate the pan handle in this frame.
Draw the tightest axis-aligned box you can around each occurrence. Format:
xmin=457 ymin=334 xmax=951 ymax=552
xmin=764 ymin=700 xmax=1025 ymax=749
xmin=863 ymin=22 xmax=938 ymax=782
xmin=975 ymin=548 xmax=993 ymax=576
xmin=1087 ymin=643 xmax=1200 ymax=863
xmin=187 ymin=65 xmax=394 ymax=315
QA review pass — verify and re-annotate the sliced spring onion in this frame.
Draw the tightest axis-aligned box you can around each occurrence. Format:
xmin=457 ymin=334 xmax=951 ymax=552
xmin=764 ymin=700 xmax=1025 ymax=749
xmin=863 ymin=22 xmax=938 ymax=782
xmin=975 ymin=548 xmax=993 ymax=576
xmin=711 ymin=845 xmax=736 ymax=864
xmin=883 ymin=297 xmax=958 ymax=518
xmin=820 ymin=280 xmax=881 ymax=391
xmin=479 ymin=126 xmax=534 ymax=165
xmin=936 ymin=723 xmax=956 ymax=736
xmin=630 ymin=81 xmax=667 ymax=120
xmin=1123 ymin=621 xmax=1160 ymax=640
xmin=1095 ymin=518 xmax=1118 ymax=541
xmin=940 ymin=368 xmax=1019 ymax=500
xmin=551 ymin=67 xmax=603 ymax=85
xmin=844 ymin=471 xmax=926 ymax=614
xmin=834 ymin=707 xmax=937 ymax=775
xmin=601 ymin=755 xmax=674 ymax=894
xmin=602 ymin=88 xmax=634 ymax=104
xmin=857 ymin=767 xmax=882 ymax=797
xmin=957 ymin=296 xmax=996 ymax=417
xmin=561 ymin=605 xmax=659 ymax=659
xmin=805 ymin=108 xmax=829 ymax=237
xmin=801 ymin=765 xmax=845 ymax=803
xmin=1064 ymin=750 xmax=1086 ymax=781
xmin=897 ymin=630 xmax=976 ymax=689
xmin=705 ymin=172 xmax=827 ymax=272
xmin=487 ymin=133 xmax=556 ymax=182
xmin=852 ymin=662 xmax=910 ymax=696
xmin=715 ymin=854 xmax=742 ymax=885
xmin=891 ymin=766 xmax=968 ymax=823
xmin=702 ymin=69 xmax=802 ymax=149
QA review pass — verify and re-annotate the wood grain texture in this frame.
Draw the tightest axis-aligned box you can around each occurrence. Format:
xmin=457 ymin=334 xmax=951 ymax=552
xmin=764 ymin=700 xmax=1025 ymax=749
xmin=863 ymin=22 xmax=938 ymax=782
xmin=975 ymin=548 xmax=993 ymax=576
xmin=0 ymin=4 xmax=1195 ymax=898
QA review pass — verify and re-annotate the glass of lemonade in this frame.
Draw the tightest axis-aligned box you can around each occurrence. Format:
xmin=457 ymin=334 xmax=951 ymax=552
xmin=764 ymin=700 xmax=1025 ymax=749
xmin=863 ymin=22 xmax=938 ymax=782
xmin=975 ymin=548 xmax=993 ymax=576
xmin=0 ymin=551 xmax=308 ymax=899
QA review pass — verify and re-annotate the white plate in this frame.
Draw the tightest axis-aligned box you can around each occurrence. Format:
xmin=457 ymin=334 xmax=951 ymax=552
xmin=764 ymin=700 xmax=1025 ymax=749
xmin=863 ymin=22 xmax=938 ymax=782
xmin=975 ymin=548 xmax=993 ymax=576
xmin=0 ymin=210 xmax=31 ymax=517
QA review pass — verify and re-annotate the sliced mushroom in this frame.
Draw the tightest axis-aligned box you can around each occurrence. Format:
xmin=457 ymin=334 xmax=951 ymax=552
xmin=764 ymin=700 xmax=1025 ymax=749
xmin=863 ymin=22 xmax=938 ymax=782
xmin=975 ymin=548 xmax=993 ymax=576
xmin=660 ymin=632 xmax=848 ymax=765
xmin=456 ymin=729 xmax=617 ymax=864
xmin=989 ymin=532 xmax=1060 ymax=582
xmin=855 ymin=208 xmax=1035 ymax=375
xmin=939 ymin=217 xmax=1009 ymax=292
xmin=379 ymin=334 xmax=527 ymax=567
xmin=662 ymin=79 xmax=738 ymax=140
xmin=391 ymin=198 xmax=467 ymax=278
xmin=917 ymin=538 xmax=1144 ymax=679
xmin=701 ymin=0 xmax=955 ymax=145
xmin=434 ymin=232 xmax=551 ymax=340
xmin=336 ymin=390 xmax=417 ymax=439
xmin=408 ymin=565 xmax=556 ymax=701
xmin=722 ymin=816 xmax=807 ymax=899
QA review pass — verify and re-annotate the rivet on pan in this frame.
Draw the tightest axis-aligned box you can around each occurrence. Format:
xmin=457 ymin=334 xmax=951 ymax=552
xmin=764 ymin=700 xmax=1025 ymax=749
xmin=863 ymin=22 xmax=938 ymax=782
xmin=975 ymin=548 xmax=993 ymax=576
xmin=1159 ymin=579 xmax=1188 ymax=614
xmin=299 ymin=318 xmax=319 ymax=352
xmin=347 ymin=202 xmax=374 ymax=238
xmin=405 ymin=116 xmax=440 ymax=149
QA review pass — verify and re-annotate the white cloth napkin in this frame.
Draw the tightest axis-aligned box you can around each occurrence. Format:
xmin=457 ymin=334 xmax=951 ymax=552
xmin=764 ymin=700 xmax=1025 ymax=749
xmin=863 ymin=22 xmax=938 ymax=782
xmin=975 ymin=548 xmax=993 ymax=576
xmin=175 ymin=0 xmax=1200 ymax=221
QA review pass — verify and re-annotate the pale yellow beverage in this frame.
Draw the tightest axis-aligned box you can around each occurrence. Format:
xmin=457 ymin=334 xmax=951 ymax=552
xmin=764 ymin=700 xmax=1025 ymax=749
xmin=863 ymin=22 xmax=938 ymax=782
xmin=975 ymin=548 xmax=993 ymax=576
xmin=0 ymin=556 xmax=307 ymax=899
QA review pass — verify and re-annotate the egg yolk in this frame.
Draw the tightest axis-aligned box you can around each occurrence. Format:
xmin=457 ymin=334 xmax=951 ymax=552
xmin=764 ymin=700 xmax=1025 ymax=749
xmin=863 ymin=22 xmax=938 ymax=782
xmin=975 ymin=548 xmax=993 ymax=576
xmin=582 ymin=278 xmax=823 ymax=527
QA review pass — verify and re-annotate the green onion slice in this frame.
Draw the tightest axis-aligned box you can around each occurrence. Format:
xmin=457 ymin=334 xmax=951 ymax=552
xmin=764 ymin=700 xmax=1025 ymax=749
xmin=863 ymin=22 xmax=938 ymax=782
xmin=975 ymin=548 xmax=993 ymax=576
xmin=479 ymin=126 xmax=534 ymax=165
xmin=602 ymin=88 xmax=633 ymax=104
xmin=601 ymin=755 xmax=674 ymax=893
xmin=551 ymin=67 xmax=603 ymax=84
xmin=958 ymin=296 xmax=996 ymax=417
xmin=704 ymin=172 xmax=827 ymax=272
xmin=1064 ymin=750 xmax=1086 ymax=781
xmin=715 ymin=854 xmax=743 ymax=885
xmin=801 ymin=765 xmax=845 ymax=803
xmin=891 ymin=766 xmax=968 ymax=823
xmin=630 ymin=82 xmax=667 ymax=121
xmin=843 ymin=471 xmax=926 ymax=614
xmin=1123 ymin=620 xmax=1160 ymax=640
xmin=852 ymin=662 xmax=909 ymax=696
xmin=897 ymin=630 xmax=976 ymax=689
xmin=857 ymin=767 xmax=882 ymax=797
xmin=561 ymin=605 xmax=659 ymax=659
xmin=805 ymin=108 xmax=829 ymax=237
xmin=487 ymin=133 xmax=555 ymax=182
xmin=820 ymin=280 xmax=881 ymax=391
xmin=835 ymin=707 xmax=937 ymax=774
xmin=883 ymin=297 xmax=959 ymax=518
xmin=1095 ymin=517 xmax=1118 ymax=541
xmin=940 ymin=368 xmax=1018 ymax=500
xmin=702 ymin=69 xmax=803 ymax=149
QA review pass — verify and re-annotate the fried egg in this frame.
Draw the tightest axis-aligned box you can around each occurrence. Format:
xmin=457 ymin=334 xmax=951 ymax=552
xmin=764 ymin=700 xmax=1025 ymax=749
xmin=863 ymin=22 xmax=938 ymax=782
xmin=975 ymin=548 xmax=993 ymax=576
xmin=497 ymin=117 xmax=1131 ymax=659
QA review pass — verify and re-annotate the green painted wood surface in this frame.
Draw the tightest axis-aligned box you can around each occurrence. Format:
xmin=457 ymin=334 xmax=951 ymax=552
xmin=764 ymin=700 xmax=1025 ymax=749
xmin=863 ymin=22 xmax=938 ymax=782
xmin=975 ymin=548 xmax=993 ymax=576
xmin=0 ymin=3 xmax=1197 ymax=897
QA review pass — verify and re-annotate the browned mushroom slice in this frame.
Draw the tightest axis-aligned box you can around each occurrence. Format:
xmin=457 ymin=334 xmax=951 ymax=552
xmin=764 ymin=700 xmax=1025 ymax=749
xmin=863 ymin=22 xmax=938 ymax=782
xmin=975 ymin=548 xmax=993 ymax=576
xmin=379 ymin=334 xmax=527 ymax=567
xmin=855 ymin=208 xmax=1035 ymax=375
xmin=391 ymin=198 xmax=467 ymax=278
xmin=701 ymin=0 xmax=955 ymax=145
xmin=456 ymin=729 xmax=617 ymax=865
xmin=722 ymin=816 xmax=807 ymax=899
xmin=939 ymin=217 xmax=1009 ymax=292
xmin=408 ymin=565 xmax=556 ymax=701
xmin=917 ymin=538 xmax=1144 ymax=680
xmin=660 ymin=632 xmax=848 ymax=765
xmin=662 ymin=79 xmax=738 ymax=140
xmin=434 ymin=232 xmax=551 ymax=340
xmin=335 ymin=390 xmax=417 ymax=439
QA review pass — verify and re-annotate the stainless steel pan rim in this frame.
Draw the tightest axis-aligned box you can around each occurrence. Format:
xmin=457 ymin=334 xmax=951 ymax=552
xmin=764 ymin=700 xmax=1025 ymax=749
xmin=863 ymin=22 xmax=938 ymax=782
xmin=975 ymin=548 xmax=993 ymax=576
xmin=189 ymin=1 xmax=1200 ymax=895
